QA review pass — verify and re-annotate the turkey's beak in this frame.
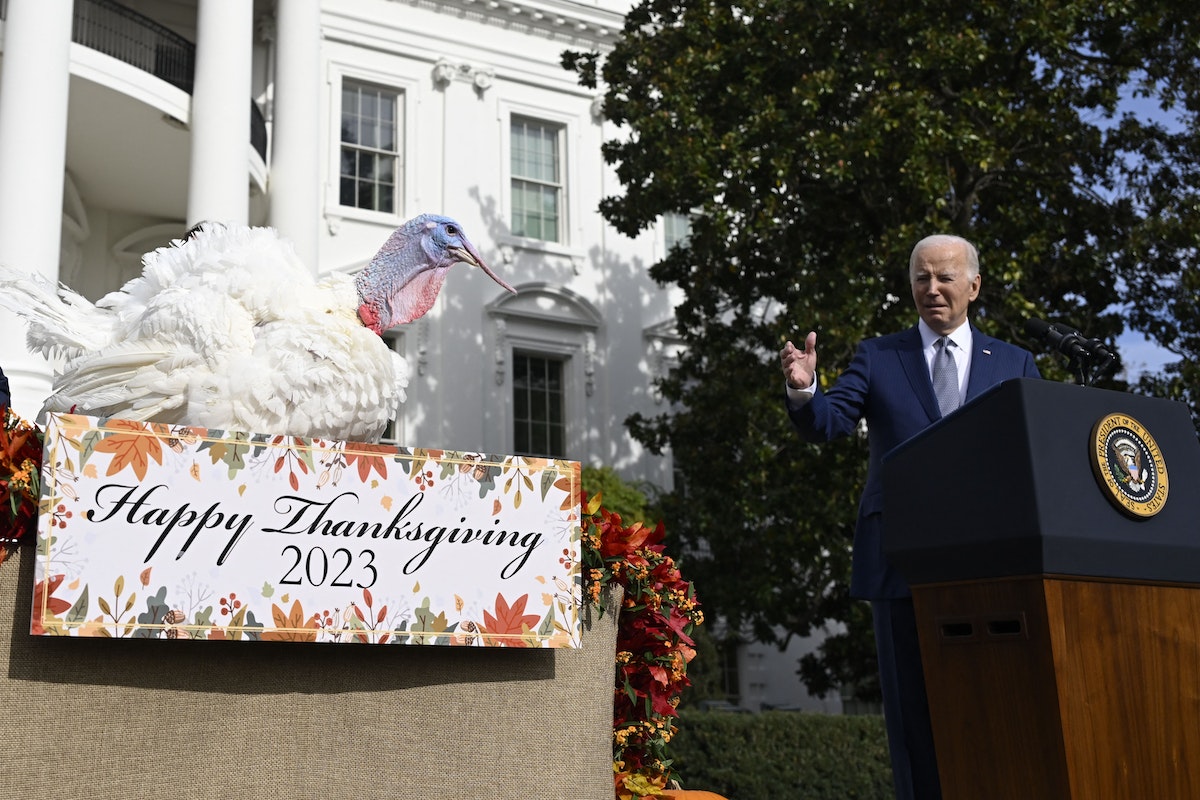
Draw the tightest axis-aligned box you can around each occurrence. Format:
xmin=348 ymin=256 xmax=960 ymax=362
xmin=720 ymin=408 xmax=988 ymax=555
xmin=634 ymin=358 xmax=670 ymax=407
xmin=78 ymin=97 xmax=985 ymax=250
xmin=451 ymin=243 xmax=517 ymax=294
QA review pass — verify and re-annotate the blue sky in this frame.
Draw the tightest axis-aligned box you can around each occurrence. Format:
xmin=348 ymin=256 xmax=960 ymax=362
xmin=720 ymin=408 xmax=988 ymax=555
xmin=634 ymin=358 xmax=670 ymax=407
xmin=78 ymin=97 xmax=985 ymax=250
xmin=1117 ymin=331 xmax=1174 ymax=381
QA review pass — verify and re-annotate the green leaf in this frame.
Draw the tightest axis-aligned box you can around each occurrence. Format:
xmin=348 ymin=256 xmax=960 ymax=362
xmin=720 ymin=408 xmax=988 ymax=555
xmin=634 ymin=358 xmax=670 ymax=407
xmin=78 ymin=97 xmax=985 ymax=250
xmin=227 ymin=603 xmax=249 ymax=640
xmin=64 ymin=585 xmax=90 ymax=628
xmin=538 ymin=606 xmax=555 ymax=639
xmin=539 ymin=468 xmax=558 ymax=500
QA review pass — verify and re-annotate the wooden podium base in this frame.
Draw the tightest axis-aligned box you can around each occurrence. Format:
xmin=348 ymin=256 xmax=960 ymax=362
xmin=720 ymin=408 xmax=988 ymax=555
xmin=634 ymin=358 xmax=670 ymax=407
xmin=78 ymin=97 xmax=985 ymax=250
xmin=913 ymin=575 xmax=1200 ymax=800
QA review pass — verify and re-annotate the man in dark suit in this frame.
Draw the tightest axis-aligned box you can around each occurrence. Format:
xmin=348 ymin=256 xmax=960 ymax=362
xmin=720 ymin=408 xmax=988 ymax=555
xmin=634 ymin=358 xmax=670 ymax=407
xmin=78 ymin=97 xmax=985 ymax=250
xmin=779 ymin=234 xmax=1040 ymax=800
xmin=0 ymin=365 xmax=10 ymax=409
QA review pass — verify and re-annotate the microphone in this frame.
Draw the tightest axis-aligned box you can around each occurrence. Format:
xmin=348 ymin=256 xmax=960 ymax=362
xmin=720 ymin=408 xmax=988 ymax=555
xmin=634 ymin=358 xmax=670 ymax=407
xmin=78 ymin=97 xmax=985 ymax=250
xmin=1027 ymin=319 xmax=1115 ymax=361
xmin=1025 ymin=318 xmax=1088 ymax=360
xmin=1025 ymin=318 xmax=1118 ymax=385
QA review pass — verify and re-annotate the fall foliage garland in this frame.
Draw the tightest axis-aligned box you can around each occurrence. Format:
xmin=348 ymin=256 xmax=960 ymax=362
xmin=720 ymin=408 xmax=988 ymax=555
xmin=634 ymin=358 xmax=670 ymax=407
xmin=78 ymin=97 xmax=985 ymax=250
xmin=581 ymin=493 xmax=703 ymax=799
xmin=0 ymin=407 xmax=42 ymax=562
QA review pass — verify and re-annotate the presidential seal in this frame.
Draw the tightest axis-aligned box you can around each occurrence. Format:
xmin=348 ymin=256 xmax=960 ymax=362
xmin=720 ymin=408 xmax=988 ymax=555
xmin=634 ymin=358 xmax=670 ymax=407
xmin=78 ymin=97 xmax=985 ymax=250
xmin=1089 ymin=413 xmax=1168 ymax=518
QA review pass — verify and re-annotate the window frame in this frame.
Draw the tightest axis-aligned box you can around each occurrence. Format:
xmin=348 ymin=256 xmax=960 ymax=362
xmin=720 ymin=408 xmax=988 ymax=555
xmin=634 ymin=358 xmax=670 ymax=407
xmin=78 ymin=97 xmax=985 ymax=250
xmin=509 ymin=115 xmax=566 ymax=244
xmin=326 ymin=63 xmax=418 ymax=226
xmin=511 ymin=350 xmax=569 ymax=459
xmin=497 ymin=100 xmax=581 ymax=255
xmin=662 ymin=211 xmax=693 ymax=254
xmin=487 ymin=284 xmax=603 ymax=461
xmin=338 ymin=79 xmax=403 ymax=216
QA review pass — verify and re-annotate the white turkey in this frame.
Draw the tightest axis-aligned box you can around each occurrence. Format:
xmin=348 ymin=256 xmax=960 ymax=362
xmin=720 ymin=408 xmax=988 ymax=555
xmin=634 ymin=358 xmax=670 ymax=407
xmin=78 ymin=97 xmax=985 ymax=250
xmin=0 ymin=214 xmax=514 ymax=441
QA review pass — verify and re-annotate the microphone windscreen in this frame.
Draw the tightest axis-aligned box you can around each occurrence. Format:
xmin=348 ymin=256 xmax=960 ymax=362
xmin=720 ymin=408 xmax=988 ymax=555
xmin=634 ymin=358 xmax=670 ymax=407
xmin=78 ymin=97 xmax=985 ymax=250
xmin=1024 ymin=318 xmax=1051 ymax=338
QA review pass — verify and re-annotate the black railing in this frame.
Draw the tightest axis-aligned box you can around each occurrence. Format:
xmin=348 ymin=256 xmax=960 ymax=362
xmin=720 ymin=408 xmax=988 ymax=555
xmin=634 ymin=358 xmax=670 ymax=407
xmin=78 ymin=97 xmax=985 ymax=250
xmin=15 ymin=0 xmax=269 ymax=161
xmin=73 ymin=0 xmax=195 ymax=91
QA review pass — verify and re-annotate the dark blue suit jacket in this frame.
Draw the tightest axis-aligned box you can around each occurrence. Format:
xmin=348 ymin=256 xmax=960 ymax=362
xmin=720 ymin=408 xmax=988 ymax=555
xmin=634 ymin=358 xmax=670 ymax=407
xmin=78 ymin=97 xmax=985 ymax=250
xmin=787 ymin=323 xmax=1040 ymax=600
xmin=0 ymin=366 xmax=9 ymax=409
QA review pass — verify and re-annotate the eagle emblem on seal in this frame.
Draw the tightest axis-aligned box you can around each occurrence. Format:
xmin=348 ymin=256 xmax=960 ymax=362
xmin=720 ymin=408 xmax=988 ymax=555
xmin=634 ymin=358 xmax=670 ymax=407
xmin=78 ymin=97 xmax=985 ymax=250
xmin=1111 ymin=436 xmax=1147 ymax=492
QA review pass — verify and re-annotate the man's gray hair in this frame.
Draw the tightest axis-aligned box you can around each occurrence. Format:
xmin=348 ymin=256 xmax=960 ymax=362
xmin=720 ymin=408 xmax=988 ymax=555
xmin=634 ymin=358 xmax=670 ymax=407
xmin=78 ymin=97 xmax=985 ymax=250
xmin=909 ymin=234 xmax=980 ymax=279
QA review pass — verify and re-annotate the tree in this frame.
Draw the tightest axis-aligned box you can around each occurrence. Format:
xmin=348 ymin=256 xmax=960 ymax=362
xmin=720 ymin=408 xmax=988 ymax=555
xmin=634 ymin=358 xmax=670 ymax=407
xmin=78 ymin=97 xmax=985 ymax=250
xmin=566 ymin=0 xmax=1200 ymax=698
xmin=582 ymin=464 xmax=657 ymax=523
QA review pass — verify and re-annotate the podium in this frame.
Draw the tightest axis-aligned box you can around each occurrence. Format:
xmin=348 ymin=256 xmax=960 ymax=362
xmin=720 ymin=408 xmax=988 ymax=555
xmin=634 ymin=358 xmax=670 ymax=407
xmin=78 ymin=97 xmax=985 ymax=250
xmin=882 ymin=378 xmax=1200 ymax=800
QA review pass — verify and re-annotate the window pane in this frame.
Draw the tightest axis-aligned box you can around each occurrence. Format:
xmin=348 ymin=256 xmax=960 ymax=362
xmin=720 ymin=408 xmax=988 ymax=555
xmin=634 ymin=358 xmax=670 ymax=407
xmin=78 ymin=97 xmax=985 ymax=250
xmin=378 ymin=157 xmax=394 ymax=184
xmin=531 ymin=388 xmax=547 ymax=421
xmin=378 ymin=185 xmax=394 ymax=214
xmin=358 ymin=181 xmax=375 ymax=210
xmin=341 ymin=87 xmax=359 ymax=143
xmin=664 ymin=212 xmax=692 ymax=250
xmin=511 ymin=182 xmax=529 ymax=238
xmin=514 ymin=385 xmax=528 ymax=419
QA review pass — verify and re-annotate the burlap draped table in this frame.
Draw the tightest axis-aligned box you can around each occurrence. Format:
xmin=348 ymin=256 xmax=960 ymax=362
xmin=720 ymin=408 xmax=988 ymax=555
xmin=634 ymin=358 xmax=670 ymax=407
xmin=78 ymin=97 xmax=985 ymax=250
xmin=0 ymin=544 xmax=619 ymax=799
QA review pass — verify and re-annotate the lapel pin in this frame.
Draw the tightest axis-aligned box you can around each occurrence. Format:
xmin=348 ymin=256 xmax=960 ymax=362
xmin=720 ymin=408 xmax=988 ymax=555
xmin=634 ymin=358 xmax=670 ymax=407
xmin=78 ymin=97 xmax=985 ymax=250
xmin=983 ymin=349 xmax=992 ymax=355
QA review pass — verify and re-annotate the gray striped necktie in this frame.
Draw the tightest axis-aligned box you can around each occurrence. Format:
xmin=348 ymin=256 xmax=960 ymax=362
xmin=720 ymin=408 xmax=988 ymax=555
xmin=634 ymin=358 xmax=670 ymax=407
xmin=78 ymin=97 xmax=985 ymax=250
xmin=932 ymin=337 xmax=959 ymax=416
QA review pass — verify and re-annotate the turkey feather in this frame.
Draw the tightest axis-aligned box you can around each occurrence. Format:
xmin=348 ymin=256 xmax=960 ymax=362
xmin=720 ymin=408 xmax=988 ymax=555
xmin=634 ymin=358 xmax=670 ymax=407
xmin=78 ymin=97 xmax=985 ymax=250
xmin=0 ymin=215 xmax=512 ymax=441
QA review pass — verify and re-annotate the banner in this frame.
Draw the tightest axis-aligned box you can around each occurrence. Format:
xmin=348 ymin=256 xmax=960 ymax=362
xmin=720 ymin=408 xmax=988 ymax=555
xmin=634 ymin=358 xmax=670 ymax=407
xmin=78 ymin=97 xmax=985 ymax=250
xmin=33 ymin=414 xmax=583 ymax=647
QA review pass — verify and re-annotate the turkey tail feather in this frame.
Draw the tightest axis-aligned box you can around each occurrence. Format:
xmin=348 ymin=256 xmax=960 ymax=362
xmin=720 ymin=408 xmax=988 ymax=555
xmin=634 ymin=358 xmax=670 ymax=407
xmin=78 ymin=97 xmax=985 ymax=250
xmin=0 ymin=265 xmax=115 ymax=358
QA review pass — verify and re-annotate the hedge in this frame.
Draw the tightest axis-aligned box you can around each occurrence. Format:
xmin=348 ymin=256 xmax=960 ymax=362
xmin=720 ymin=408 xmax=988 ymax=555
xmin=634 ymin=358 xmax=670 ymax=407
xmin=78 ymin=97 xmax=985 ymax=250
xmin=667 ymin=711 xmax=895 ymax=800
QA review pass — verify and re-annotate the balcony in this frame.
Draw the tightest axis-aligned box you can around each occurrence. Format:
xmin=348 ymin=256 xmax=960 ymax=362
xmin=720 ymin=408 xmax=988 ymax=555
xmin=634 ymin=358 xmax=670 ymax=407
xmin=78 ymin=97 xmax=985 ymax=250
xmin=71 ymin=0 xmax=267 ymax=160
xmin=0 ymin=0 xmax=268 ymax=221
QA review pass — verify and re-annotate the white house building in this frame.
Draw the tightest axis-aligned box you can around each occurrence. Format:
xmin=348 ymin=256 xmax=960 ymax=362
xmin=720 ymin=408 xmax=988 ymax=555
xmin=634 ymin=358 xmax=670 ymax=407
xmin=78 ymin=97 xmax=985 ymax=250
xmin=0 ymin=0 xmax=685 ymax=489
xmin=0 ymin=0 xmax=840 ymax=713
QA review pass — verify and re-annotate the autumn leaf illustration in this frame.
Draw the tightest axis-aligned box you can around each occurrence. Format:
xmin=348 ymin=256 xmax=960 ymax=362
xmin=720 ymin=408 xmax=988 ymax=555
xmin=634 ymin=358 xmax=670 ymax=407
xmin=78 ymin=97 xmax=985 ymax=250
xmin=270 ymin=436 xmax=315 ymax=491
xmin=481 ymin=593 xmax=541 ymax=647
xmin=261 ymin=599 xmax=319 ymax=642
xmin=555 ymin=472 xmax=581 ymax=512
xmin=31 ymin=574 xmax=73 ymax=636
xmin=343 ymin=443 xmax=393 ymax=482
xmin=93 ymin=421 xmax=163 ymax=480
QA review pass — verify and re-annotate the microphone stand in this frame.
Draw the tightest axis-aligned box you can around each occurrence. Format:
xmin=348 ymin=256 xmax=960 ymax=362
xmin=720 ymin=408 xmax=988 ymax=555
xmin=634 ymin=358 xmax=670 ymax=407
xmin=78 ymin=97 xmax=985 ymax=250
xmin=1069 ymin=353 xmax=1088 ymax=386
xmin=1073 ymin=346 xmax=1117 ymax=387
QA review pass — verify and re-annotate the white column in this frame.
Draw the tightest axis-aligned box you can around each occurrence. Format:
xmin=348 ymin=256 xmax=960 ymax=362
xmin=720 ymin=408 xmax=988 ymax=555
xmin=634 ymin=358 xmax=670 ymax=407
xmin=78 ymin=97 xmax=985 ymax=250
xmin=268 ymin=0 xmax=322 ymax=269
xmin=186 ymin=0 xmax=253 ymax=227
xmin=0 ymin=0 xmax=74 ymax=417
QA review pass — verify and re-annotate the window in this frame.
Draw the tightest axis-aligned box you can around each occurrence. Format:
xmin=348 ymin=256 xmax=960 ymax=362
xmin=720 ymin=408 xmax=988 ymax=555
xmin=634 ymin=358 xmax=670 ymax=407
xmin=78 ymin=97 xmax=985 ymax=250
xmin=340 ymin=80 xmax=401 ymax=214
xmin=378 ymin=332 xmax=406 ymax=445
xmin=663 ymin=212 xmax=692 ymax=251
xmin=510 ymin=116 xmax=563 ymax=242
xmin=490 ymin=285 xmax=601 ymax=461
xmin=512 ymin=352 xmax=567 ymax=457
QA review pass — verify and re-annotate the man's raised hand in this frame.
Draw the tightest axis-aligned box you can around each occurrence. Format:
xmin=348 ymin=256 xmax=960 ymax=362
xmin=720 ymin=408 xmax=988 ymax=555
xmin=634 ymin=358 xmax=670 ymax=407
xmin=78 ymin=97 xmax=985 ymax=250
xmin=780 ymin=331 xmax=817 ymax=391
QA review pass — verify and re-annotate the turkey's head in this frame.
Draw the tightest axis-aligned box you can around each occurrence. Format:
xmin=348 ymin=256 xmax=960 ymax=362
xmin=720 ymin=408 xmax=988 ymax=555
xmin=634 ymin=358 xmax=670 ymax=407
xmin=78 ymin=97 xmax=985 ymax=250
xmin=356 ymin=214 xmax=515 ymax=334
